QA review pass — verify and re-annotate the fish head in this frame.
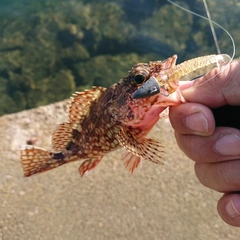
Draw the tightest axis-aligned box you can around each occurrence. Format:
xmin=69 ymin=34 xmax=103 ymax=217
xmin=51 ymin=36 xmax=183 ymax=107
xmin=131 ymin=54 xmax=180 ymax=99
xmin=109 ymin=55 xmax=183 ymax=129
xmin=125 ymin=54 xmax=177 ymax=89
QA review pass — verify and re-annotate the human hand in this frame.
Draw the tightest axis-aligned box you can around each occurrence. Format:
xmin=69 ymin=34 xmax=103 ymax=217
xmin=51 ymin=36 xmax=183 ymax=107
xmin=169 ymin=60 xmax=240 ymax=227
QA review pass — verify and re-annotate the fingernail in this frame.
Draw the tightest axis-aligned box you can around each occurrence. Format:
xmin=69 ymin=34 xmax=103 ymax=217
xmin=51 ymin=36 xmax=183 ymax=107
xmin=215 ymin=133 xmax=240 ymax=156
xmin=226 ymin=200 xmax=240 ymax=218
xmin=185 ymin=112 xmax=208 ymax=134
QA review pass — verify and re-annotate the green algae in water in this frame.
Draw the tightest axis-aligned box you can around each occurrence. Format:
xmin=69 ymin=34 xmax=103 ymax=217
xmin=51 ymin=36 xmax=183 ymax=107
xmin=0 ymin=0 xmax=239 ymax=115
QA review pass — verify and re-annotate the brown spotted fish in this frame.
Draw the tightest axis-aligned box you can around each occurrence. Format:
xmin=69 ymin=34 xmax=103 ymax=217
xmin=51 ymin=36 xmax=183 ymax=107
xmin=20 ymin=54 xmax=229 ymax=177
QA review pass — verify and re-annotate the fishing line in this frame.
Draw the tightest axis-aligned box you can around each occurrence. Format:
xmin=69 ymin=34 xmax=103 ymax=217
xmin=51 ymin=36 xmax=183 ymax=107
xmin=202 ymin=0 xmax=221 ymax=55
xmin=166 ymin=0 xmax=235 ymax=87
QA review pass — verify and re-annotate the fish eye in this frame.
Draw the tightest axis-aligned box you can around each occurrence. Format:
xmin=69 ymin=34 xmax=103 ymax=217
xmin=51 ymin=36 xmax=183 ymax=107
xmin=134 ymin=74 xmax=146 ymax=84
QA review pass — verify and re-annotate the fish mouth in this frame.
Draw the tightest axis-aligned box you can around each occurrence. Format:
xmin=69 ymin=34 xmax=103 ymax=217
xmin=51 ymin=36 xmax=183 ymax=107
xmin=133 ymin=76 xmax=160 ymax=99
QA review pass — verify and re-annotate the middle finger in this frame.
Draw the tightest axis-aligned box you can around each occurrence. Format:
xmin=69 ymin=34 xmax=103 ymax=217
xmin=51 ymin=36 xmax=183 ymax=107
xmin=175 ymin=127 xmax=240 ymax=163
xmin=195 ymin=160 xmax=240 ymax=192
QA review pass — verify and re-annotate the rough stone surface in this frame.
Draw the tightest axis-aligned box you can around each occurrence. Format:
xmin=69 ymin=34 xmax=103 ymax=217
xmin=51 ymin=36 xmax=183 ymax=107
xmin=0 ymin=101 xmax=239 ymax=240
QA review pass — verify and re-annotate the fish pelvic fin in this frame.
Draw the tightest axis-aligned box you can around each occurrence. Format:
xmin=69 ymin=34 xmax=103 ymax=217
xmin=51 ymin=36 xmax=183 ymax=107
xmin=20 ymin=145 xmax=78 ymax=177
xmin=78 ymin=156 xmax=103 ymax=177
xmin=117 ymin=127 xmax=165 ymax=170
xmin=121 ymin=151 xmax=142 ymax=173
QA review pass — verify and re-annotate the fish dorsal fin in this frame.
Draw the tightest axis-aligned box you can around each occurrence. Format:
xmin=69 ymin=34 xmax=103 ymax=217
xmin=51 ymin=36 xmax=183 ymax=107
xmin=117 ymin=126 xmax=166 ymax=170
xmin=51 ymin=122 xmax=73 ymax=151
xmin=67 ymin=86 xmax=106 ymax=128
xmin=52 ymin=87 xmax=106 ymax=152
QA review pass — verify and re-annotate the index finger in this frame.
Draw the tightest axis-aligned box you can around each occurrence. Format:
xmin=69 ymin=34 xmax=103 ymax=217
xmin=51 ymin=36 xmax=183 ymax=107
xmin=180 ymin=60 xmax=240 ymax=108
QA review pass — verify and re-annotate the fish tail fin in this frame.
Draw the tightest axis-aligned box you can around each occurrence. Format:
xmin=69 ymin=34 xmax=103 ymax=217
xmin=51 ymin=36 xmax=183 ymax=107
xmin=20 ymin=145 xmax=67 ymax=177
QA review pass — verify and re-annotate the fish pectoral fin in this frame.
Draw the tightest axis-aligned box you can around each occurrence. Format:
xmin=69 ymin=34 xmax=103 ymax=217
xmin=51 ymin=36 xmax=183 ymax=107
xmin=78 ymin=156 xmax=103 ymax=177
xmin=67 ymin=86 xmax=106 ymax=125
xmin=52 ymin=122 xmax=74 ymax=151
xmin=121 ymin=151 xmax=142 ymax=173
xmin=117 ymin=127 xmax=166 ymax=166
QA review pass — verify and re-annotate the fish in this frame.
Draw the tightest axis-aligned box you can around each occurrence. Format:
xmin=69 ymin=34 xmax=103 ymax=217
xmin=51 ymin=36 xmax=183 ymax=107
xmin=20 ymin=54 xmax=229 ymax=177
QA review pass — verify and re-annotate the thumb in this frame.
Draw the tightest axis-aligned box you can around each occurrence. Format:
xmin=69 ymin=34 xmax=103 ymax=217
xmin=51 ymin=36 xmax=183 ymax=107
xmin=181 ymin=60 xmax=240 ymax=108
xmin=217 ymin=193 xmax=240 ymax=227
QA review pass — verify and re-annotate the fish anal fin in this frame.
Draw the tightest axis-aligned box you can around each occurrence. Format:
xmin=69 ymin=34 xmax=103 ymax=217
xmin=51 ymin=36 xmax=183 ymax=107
xmin=121 ymin=151 xmax=142 ymax=173
xmin=78 ymin=156 xmax=103 ymax=177
xmin=118 ymin=127 xmax=165 ymax=166
xmin=52 ymin=122 xmax=73 ymax=151
xmin=67 ymin=86 xmax=106 ymax=125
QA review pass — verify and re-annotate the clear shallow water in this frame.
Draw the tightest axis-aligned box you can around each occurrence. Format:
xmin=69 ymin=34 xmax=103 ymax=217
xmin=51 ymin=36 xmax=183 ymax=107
xmin=0 ymin=0 xmax=239 ymax=115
